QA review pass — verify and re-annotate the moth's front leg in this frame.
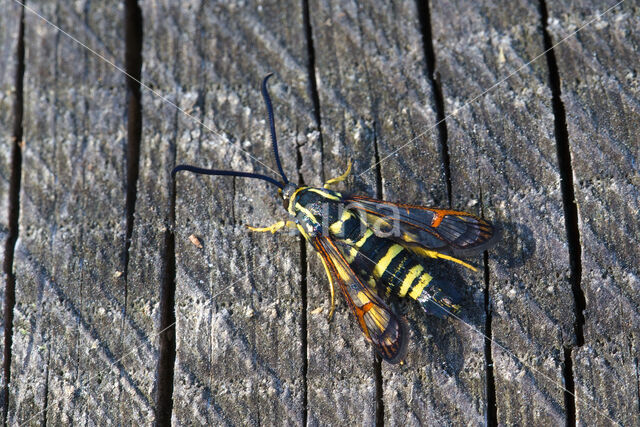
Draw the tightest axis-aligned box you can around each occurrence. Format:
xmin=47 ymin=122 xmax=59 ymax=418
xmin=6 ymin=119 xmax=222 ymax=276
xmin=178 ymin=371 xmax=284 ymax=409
xmin=246 ymin=220 xmax=297 ymax=234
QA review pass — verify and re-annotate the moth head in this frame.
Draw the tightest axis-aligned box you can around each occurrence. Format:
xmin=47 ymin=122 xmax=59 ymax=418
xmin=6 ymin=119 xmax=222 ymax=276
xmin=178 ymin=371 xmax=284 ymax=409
xmin=279 ymin=182 xmax=299 ymax=209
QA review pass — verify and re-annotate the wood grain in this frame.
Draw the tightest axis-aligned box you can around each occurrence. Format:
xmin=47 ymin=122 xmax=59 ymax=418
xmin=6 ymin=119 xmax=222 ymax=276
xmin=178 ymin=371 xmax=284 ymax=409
xmin=0 ymin=1 xmax=23 ymax=416
xmin=8 ymin=0 xmax=136 ymax=423
xmin=548 ymin=1 xmax=640 ymax=425
xmin=140 ymin=0 xmax=311 ymax=423
xmin=432 ymin=1 xmax=575 ymax=424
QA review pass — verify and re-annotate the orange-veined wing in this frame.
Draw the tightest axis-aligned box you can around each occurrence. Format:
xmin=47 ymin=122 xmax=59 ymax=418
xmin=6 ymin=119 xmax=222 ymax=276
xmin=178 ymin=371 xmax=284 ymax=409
xmin=311 ymin=234 xmax=409 ymax=364
xmin=344 ymin=195 xmax=500 ymax=258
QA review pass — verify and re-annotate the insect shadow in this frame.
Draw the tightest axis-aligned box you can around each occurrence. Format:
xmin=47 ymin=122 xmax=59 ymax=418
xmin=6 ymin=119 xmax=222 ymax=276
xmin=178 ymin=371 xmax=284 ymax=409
xmin=496 ymin=221 xmax=536 ymax=269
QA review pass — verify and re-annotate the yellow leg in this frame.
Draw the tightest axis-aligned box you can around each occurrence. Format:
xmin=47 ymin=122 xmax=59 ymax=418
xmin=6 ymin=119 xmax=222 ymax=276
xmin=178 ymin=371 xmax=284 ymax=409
xmin=317 ymin=253 xmax=336 ymax=320
xmin=323 ymin=159 xmax=352 ymax=189
xmin=246 ymin=220 xmax=296 ymax=234
xmin=411 ymin=246 xmax=478 ymax=272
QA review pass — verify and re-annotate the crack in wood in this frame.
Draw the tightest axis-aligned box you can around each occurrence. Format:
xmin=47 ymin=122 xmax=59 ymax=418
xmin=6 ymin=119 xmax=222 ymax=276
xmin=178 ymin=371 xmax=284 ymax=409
xmin=539 ymin=0 xmax=586 ymax=351
xmin=562 ymin=347 xmax=576 ymax=427
xmin=123 ymin=0 xmax=143 ymax=312
xmin=295 ymin=123 xmax=309 ymax=426
xmin=483 ymin=251 xmax=497 ymax=426
xmin=368 ymin=103 xmax=384 ymax=425
xmin=301 ymin=2 xmax=321 ymax=423
xmin=142 ymin=2 xmax=177 ymax=423
xmin=1 ymin=4 xmax=25 ymax=424
xmin=155 ymin=183 xmax=177 ymax=426
xmin=540 ymin=0 xmax=584 ymax=423
xmin=479 ymin=185 xmax=497 ymax=426
xmin=416 ymin=0 xmax=452 ymax=208
xmin=366 ymin=71 xmax=385 ymax=427
xmin=636 ymin=354 xmax=640 ymax=416
xmin=123 ymin=0 xmax=145 ymax=418
xmin=374 ymin=353 xmax=384 ymax=427
xmin=302 ymin=0 xmax=325 ymax=184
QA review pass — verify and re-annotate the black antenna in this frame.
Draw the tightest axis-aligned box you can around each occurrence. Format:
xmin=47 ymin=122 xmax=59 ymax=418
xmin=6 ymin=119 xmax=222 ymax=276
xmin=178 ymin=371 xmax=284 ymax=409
xmin=171 ymin=74 xmax=289 ymax=190
xmin=262 ymin=73 xmax=289 ymax=184
xmin=171 ymin=165 xmax=284 ymax=189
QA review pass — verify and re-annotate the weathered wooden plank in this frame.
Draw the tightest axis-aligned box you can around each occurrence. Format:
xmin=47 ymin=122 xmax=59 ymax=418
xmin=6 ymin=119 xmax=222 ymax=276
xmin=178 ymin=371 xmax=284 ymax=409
xmin=122 ymin=73 xmax=168 ymax=424
xmin=3 ymin=0 xmax=634 ymax=424
xmin=0 ymin=0 xmax=22 ymax=396
xmin=306 ymin=1 xmax=385 ymax=424
xmin=117 ymin=0 xmax=159 ymax=422
xmin=431 ymin=0 xmax=576 ymax=424
xmin=126 ymin=1 xmax=191 ymax=421
xmin=140 ymin=0 xmax=311 ymax=423
xmin=308 ymin=0 xmax=489 ymax=424
xmin=0 ymin=0 xmax=21 ymax=239
xmin=9 ymin=1 xmax=136 ymax=423
xmin=548 ymin=2 xmax=640 ymax=425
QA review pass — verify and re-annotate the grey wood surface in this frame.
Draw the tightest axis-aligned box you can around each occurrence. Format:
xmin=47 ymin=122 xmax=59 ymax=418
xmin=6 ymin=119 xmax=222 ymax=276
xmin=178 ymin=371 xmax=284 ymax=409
xmin=549 ymin=1 xmax=640 ymax=425
xmin=9 ymin=1 xmax=136 ymax=423
xmin=434 ymin=1 xmax=574 ymax=425
xmin=1 ymin=0 xmax=638 ymax=425
xmin=0 ymin=2 xmax=23 ymax=399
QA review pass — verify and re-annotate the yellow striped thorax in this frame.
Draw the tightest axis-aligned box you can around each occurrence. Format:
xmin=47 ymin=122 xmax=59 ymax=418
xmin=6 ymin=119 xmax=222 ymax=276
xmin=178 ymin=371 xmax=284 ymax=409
xmin=281 ymin=184 xmax=346 ymax=237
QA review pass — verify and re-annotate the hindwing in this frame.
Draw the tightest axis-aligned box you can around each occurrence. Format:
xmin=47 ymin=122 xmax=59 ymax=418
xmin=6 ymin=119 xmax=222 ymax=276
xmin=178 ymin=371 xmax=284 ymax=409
xmin=311 ymin=234 xmax=409 ymax=364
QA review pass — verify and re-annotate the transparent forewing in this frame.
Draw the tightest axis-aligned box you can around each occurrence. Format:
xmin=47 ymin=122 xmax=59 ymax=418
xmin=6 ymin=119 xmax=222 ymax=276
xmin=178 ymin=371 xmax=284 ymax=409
xmin=345 ymin=195 xmax=500 ymax=257
xmin=312 ymin=235 xmax=408 ymax=363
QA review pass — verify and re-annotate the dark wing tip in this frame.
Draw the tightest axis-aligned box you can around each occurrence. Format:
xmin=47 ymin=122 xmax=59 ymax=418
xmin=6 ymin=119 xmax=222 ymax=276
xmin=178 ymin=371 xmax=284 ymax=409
xmin=447 ymin=217 xmax=502 ymax=258
xmin=377 ymin=315 xmax=409 ymax=364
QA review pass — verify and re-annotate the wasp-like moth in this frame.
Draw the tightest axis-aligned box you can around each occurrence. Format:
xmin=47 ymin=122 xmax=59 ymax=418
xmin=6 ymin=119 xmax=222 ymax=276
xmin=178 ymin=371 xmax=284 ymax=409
xmin=173 ymin=74 xmax=500 ymax=364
